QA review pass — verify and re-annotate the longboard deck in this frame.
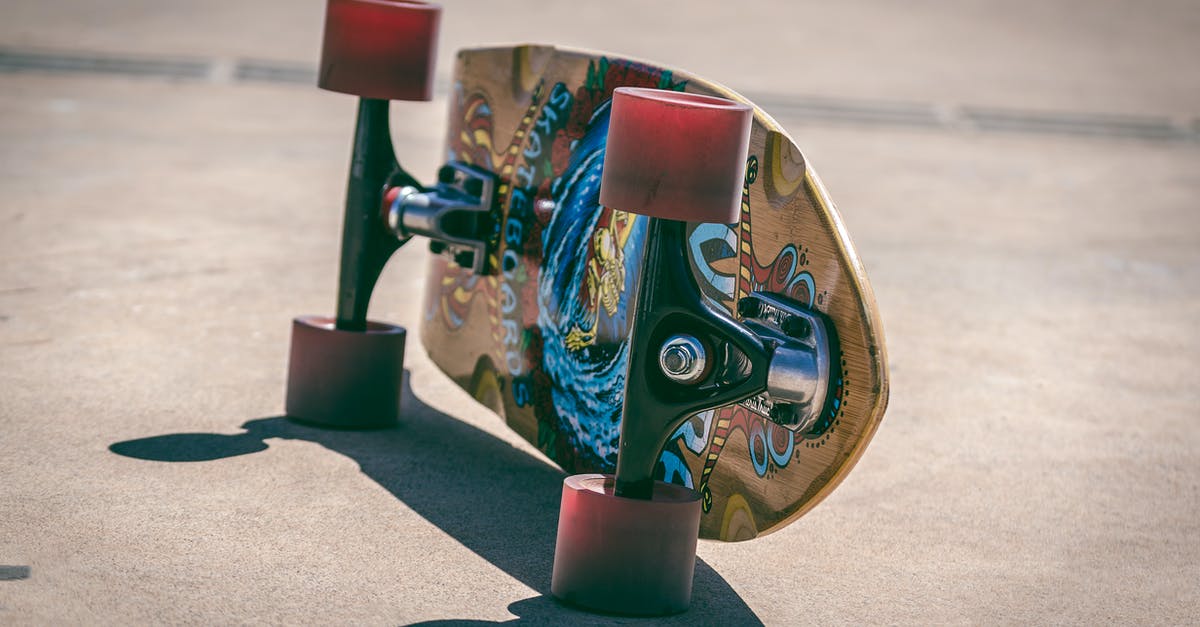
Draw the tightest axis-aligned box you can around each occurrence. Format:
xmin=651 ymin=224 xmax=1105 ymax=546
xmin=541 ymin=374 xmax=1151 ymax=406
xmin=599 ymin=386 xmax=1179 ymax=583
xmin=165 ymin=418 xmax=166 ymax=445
xmin=420 ymin=45 xmax=888 ymax=541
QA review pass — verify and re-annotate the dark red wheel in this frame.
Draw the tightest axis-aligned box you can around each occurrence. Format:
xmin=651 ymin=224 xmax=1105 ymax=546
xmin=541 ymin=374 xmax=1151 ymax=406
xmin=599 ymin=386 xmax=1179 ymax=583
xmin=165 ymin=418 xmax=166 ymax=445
xmin=318 ymin=0 xmax=441 ymax=101
xmin=285 ymin=316 xmax=406 ymax=429
xmin=551 ymin=474 xmax=702 ymax=616
xmin=599 ymin=87 xmax=753 ymax=224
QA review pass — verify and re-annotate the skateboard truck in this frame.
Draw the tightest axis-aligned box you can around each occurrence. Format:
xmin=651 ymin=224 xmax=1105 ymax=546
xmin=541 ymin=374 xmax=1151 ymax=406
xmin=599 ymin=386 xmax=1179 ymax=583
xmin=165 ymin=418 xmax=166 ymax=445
xmin=330 ymin=110 xmax=496 ymax=338
xmin=383 ymin=162 xmax=497 ymax=276
xmin=551 ymin=86 xmax=843 ymax=616
xmin=285 ymin=0 xmax=451 ymax=429
xmin=606 ymin=236 xmax=838 ymax=491
xmin=658 ymin=294 xmax=832 ymax=433
xmin=551 ymin=86 xmax=810 ymax=616
xmin=611 ymin=216 xmax=774 ymax=500
xmin=286 ymin=1 xmax=496 ymax=429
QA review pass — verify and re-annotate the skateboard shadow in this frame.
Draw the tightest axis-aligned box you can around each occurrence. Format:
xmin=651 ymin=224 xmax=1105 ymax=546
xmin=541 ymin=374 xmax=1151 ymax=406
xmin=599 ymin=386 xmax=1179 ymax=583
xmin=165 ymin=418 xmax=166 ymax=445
xmin=109 ymin=375 xmax=762 ymax=625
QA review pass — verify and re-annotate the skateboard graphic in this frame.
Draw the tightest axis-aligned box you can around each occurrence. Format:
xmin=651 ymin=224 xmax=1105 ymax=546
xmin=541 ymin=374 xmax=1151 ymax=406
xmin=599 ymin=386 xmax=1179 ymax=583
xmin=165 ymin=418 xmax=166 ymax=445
xmin=285 ymin=0 xmax=888 ymax=616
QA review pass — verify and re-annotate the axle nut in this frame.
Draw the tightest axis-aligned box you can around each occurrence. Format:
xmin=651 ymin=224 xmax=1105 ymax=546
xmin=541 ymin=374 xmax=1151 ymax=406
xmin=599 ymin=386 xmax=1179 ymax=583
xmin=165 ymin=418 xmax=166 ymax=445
xmin=658 ymin=334 xmax=707 ymax=384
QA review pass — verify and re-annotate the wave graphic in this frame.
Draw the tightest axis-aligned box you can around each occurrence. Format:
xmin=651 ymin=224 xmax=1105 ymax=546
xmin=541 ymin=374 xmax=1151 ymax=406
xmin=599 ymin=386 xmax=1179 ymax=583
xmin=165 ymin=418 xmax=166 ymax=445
xmin=536 ymin=101 xmax=646 ymax=470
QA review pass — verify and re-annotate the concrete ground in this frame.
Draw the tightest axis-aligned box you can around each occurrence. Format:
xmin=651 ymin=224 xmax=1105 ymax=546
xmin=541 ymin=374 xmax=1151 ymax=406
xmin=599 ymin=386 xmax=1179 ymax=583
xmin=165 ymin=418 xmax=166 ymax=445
xmin=1 ymin=1 xmax=1198 ymax=624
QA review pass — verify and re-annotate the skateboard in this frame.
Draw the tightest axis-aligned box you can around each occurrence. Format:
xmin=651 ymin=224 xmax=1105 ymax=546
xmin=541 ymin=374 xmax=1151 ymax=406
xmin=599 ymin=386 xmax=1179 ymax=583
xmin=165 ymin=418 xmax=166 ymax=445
xmin=423 ymin=44 xmax=890 ymax=543
xmin=285 ymin=0 xmax=888 ymax=616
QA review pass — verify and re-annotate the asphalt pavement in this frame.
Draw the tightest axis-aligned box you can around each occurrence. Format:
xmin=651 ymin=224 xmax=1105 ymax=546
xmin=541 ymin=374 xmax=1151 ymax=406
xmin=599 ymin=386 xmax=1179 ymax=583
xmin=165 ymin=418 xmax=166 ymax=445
xmin=1 ymin=1 xmax=1198 ymax=624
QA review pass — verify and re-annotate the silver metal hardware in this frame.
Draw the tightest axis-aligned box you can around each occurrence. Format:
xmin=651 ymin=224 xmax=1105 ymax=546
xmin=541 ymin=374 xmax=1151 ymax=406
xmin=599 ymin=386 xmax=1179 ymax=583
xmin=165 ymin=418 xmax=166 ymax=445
xmin=384 ymin=162 xmax=495 ymax=275
xmin=737 ymin=292 xmax=832 ymax=432
xmin=658 ymin=334 xmax=708 ymax=384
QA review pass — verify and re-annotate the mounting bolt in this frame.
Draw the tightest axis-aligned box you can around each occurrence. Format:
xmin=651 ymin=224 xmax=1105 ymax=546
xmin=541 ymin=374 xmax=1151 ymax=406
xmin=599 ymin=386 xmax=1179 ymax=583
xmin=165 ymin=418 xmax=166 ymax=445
xmin=782 ymin=316 xmax=811 ymax=338
xmin=737 ymin=297 xmax=762 ymax=319
xmin=769 ymin=403 xmax=800 ymax=427
xmin=658 ymin=334 xmax=707 ymax=384
xmin=453 ymin=250 xmax=475 ymax=268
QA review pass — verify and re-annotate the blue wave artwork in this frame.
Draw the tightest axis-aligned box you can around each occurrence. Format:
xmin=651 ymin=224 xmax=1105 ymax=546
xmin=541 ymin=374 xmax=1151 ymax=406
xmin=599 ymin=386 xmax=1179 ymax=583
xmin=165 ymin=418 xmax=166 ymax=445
xmin=537 ymin=101 xmax=646 ymax=471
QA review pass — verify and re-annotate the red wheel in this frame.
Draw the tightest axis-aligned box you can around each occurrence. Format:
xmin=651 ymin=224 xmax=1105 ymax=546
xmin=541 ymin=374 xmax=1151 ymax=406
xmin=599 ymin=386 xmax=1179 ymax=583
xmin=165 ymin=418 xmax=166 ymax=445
xmin=599 ymin=87 xmax=753 ymax=224
xmin=285 ymin=316 xmax=406 ymax=429
xmin=318 ymin=0 xmax=441 ymax=101
xmin=551 ymin=474 xmax=702 ymax=615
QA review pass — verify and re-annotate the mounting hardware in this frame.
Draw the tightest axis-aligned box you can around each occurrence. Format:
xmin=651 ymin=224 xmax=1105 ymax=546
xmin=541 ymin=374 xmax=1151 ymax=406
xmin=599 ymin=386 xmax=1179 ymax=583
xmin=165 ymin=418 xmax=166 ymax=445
xmin=658 ymin=334 xmax=708 ymax=384
xmin=738 ymin=292 xmax=833 ymax=433
xmin=384 ymin=162 xmax=496 ymax=275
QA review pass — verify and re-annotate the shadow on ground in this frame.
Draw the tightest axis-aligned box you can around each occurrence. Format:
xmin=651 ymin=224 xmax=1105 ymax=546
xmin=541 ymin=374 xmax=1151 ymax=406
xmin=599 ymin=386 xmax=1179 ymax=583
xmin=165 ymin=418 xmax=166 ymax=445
xmin=109 ymin=375 xmax=761 ymax=625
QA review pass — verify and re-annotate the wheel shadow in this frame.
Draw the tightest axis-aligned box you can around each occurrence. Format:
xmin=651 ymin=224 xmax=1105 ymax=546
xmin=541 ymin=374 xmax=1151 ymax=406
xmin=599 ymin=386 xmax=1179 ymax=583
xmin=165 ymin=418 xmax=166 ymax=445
xmin=109 ymin=374 xmax=763 ymax=625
